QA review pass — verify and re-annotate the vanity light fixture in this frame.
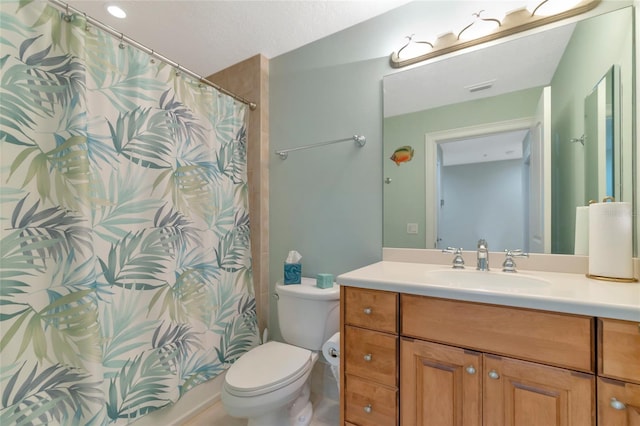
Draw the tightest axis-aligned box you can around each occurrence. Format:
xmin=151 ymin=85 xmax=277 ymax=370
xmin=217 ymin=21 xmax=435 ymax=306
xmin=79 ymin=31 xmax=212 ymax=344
xmin=390 ymin=0 xmax=599 ymax=68
xmin=106 ymin=4 xmax=127 ymax=19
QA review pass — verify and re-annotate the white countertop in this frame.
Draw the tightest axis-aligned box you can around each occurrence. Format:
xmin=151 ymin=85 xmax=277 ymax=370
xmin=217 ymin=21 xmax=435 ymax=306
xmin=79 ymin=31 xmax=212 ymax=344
xmin=337 ymin=261 xmax=640 ymax=321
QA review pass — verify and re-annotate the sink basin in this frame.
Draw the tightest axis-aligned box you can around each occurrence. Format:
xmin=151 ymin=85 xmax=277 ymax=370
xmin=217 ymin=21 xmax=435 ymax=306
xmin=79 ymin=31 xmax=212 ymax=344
xmin=424 ymin=269 xmax=550 ymax=289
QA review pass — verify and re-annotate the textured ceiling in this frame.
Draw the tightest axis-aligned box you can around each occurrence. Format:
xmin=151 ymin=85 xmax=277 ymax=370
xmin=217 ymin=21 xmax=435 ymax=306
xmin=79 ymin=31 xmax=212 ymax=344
xmin=68 ymin=0 xmax=414 ymax=76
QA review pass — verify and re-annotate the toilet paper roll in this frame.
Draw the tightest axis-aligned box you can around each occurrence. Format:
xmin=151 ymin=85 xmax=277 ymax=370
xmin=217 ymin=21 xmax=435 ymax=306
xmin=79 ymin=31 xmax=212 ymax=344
xmin=322 ymin=332 xmax=340 ymax=367
xmin=574 ymin=206 xmax=589 ymax=255
xmin=588 ymin=201 xmax=633 ymax=280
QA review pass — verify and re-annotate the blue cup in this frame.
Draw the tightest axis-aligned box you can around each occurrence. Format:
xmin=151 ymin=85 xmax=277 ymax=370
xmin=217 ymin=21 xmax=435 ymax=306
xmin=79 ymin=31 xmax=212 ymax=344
xmin=284 ymin=263 xmax=301 ymax=284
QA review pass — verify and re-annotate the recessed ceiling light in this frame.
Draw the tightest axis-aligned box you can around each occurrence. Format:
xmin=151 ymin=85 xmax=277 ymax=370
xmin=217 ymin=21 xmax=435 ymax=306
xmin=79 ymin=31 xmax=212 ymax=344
xmin=106 ymin=4 xmax=127 ymax=19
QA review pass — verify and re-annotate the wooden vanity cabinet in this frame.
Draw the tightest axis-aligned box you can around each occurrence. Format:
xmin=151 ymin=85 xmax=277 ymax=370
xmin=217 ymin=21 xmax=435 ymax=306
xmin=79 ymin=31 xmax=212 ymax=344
xmin=340 ymin=287 xmax=597 ymax=426
xmin=597 ymin=318 xmax=640 ymax=425
xmin=339 ymin=287 xmax=640 ymax=426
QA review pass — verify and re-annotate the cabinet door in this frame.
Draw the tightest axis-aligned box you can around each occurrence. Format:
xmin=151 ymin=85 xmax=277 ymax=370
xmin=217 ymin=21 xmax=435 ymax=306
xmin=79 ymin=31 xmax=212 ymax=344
xmin=598 ymin=377 xmax=640 ymax=426
xmin=400 ymin=338 xmax=482 ymax=426
xmin=483 ymin=355 xmax=595 ymax=426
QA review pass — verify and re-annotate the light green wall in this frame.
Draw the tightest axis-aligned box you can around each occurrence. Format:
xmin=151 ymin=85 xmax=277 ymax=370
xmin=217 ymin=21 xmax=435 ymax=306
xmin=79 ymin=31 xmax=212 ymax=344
xmin=550 ymin=6 xmax=634 ymax=253
xmin=268 ymin=16 xmax=389 ymax=338
xmin=383 ymin=87 xmax=542 ymax=248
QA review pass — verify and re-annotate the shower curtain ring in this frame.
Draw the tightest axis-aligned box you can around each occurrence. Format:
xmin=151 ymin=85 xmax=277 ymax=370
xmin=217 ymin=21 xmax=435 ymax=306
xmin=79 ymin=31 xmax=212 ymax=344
xmin=119 ymin=33 xmax=125 ymax=49
xmin=63 ymin=3 xmax=73 ymax=22
xmin=150 ymin=50 xmax=156 ymax=63
xmin=176 ymin=65 xmax=181 ymax=76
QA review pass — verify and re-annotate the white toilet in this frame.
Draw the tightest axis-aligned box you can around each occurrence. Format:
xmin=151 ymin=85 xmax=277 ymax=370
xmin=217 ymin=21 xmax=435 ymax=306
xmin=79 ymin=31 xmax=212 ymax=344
xmin=221 ymin=277 xmax=340 ymax=426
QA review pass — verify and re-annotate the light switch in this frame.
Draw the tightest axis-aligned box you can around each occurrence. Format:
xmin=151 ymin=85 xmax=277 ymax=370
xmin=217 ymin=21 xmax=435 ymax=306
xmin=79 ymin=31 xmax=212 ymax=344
xmin=407 ymin=223 xmax=418 ymax=234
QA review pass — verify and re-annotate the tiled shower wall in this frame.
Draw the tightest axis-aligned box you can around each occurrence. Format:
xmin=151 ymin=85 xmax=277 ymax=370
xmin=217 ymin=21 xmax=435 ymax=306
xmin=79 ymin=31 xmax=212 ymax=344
xmin=207 ymin=55 xmax=270 ymax=332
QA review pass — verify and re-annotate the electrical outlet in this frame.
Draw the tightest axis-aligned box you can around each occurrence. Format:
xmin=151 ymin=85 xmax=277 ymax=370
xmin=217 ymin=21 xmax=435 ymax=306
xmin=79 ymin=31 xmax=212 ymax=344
xmin=407 ymin=223 xmax=418 ymax=234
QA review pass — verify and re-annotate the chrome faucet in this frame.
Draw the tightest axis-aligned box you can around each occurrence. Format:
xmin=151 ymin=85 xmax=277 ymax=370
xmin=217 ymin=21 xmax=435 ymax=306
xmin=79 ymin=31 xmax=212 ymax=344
xmin=477 ymin=239 xmax=489 ymax=271
xmin=502 ymin=249 xmax=529 ymax=273
xmin=442 ymin=247 xmax=465 ymax=269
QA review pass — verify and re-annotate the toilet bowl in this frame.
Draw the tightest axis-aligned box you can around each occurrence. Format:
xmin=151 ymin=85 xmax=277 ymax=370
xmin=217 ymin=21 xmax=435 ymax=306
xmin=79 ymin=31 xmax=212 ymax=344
xmin=221 ymin=278 xmax=340 ymax=426
xmin=221 ymin=341 xmax=318 ymax=426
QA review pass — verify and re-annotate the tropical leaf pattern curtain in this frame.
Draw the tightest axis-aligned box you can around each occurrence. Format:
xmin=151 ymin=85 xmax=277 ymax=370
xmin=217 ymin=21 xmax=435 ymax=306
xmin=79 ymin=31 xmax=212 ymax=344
xmin=0 ymin=1 xmax=259 ymax=424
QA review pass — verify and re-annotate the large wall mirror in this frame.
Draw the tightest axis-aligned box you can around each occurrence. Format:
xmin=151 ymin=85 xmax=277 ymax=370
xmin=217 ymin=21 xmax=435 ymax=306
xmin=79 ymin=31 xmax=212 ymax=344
xmin=383 ymin=5 xmax=635 ymax=255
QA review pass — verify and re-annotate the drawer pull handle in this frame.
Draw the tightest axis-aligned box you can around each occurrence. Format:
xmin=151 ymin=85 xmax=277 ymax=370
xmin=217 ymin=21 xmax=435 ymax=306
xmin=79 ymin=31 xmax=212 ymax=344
xmin=363 ymin=307 xmax=372 ymax=315
xmin=363 ymin=353 xmax=372 ymax=362
xmin=610 ymin=398 xmax=626 ymax=411
xmin=466 ymin=366 xmax=476 ymax=375
xmin=364 ymin=404 xmax=373 ymax=414
xmin=488 ymin=370 xmax=500 ymax=380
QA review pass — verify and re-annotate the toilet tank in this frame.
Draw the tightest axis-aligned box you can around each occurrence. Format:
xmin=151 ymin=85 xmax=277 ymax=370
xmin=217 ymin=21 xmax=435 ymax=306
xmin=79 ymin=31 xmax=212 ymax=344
xmin=275 ymin=277 xmax=340 ymax=351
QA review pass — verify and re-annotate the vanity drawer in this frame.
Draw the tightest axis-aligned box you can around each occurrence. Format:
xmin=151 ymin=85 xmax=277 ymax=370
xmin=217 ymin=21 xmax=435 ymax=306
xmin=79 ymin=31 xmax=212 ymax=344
xmin=599 ymin=318 xmax=640 ymax=384
xmin=345 ymin=375 xmax=397 ymax=426
xmin=345 ymin=325 xmax=398 ymax=387
xmin=401 ymin=295 xmax=594 ymax=372
xmin=344 ymin=287 xmax=398 ymax=333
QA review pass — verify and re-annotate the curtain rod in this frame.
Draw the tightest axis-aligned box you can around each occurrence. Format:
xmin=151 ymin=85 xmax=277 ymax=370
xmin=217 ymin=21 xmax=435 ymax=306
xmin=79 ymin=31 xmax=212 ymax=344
xmin=47 ymin=0 xmax=257 ymax=111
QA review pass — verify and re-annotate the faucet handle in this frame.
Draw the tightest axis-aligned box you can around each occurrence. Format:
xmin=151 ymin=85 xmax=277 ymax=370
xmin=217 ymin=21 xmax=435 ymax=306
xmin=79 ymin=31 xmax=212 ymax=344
xmin=442 ymin=247 xmax=465 ymax=269
xmin=502 ymin=249 xmax=529 ymax=273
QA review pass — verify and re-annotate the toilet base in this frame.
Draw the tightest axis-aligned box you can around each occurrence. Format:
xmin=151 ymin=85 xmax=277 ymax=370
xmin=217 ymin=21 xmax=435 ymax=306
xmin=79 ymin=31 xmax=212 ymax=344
xmin=243 ymin=383 xmax=313 ymax=426
xmin=246 ymin=407 xmax=291 ymax=426
xmin=289 ymin=384 xmax=312 ymax=426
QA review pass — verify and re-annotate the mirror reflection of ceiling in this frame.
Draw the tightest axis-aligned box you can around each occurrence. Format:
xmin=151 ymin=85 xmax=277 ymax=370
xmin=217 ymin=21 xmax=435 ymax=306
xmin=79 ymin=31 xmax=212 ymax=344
xmin=441 ymin=129 xmax=528 ymax=166
xmin=384 ymin=23 xmax=575 ymax=117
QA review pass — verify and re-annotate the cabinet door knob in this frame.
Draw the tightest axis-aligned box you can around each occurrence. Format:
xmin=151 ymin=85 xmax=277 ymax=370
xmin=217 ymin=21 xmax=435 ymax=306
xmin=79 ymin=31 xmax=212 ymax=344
xmin=488 ymin=370 xmax=500 ymax=380
xmin=363 ymin=353 xmax=372 ymax=362
xmin=466 ymin=365 xmax=476 ymax=375
xmin=363 ymin=404 xmax=373 ymax=414
xmin=610 ymin=398 xmax=626 ymax=411
xmin=363 ymin=307 xmax=372 ymax=315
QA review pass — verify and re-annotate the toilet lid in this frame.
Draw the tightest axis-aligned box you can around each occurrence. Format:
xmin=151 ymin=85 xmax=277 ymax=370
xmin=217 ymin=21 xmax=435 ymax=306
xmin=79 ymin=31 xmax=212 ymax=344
xmin=225 ymin=341 xmax=312 ymax=397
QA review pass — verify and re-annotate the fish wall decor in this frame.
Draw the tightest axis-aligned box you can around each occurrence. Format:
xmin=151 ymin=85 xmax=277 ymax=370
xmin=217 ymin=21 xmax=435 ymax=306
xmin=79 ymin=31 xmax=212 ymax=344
xmin=390 ymin=145 xmax=414 ymax=165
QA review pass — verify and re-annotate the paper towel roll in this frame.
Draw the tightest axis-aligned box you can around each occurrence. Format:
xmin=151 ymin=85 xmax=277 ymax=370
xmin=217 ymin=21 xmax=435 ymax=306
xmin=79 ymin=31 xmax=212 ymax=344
xmin=588 ymin=201 xmax=633 ymax=279
xmin=574 ymin=206 xmax=589 ymax=255
xmin=322 ymin=332 xmax=340 ymax=367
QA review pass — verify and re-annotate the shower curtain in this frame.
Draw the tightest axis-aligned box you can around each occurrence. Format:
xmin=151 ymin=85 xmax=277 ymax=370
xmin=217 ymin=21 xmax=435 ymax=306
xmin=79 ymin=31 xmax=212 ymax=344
xmin=0 ymin=1 xmax=259 ymax=424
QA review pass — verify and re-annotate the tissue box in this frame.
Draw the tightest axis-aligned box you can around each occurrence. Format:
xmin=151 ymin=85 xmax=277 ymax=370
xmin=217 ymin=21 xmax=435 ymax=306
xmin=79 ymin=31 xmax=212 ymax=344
xmin=284 ymin=263 xmax=302 ymax=284
xmin=316 ymin=273 xmax=333 ymax=289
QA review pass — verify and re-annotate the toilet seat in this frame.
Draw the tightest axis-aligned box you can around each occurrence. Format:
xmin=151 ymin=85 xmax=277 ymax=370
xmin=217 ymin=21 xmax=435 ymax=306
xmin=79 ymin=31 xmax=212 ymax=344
xmin=224 ymin=341 xmax=312 ymax=397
